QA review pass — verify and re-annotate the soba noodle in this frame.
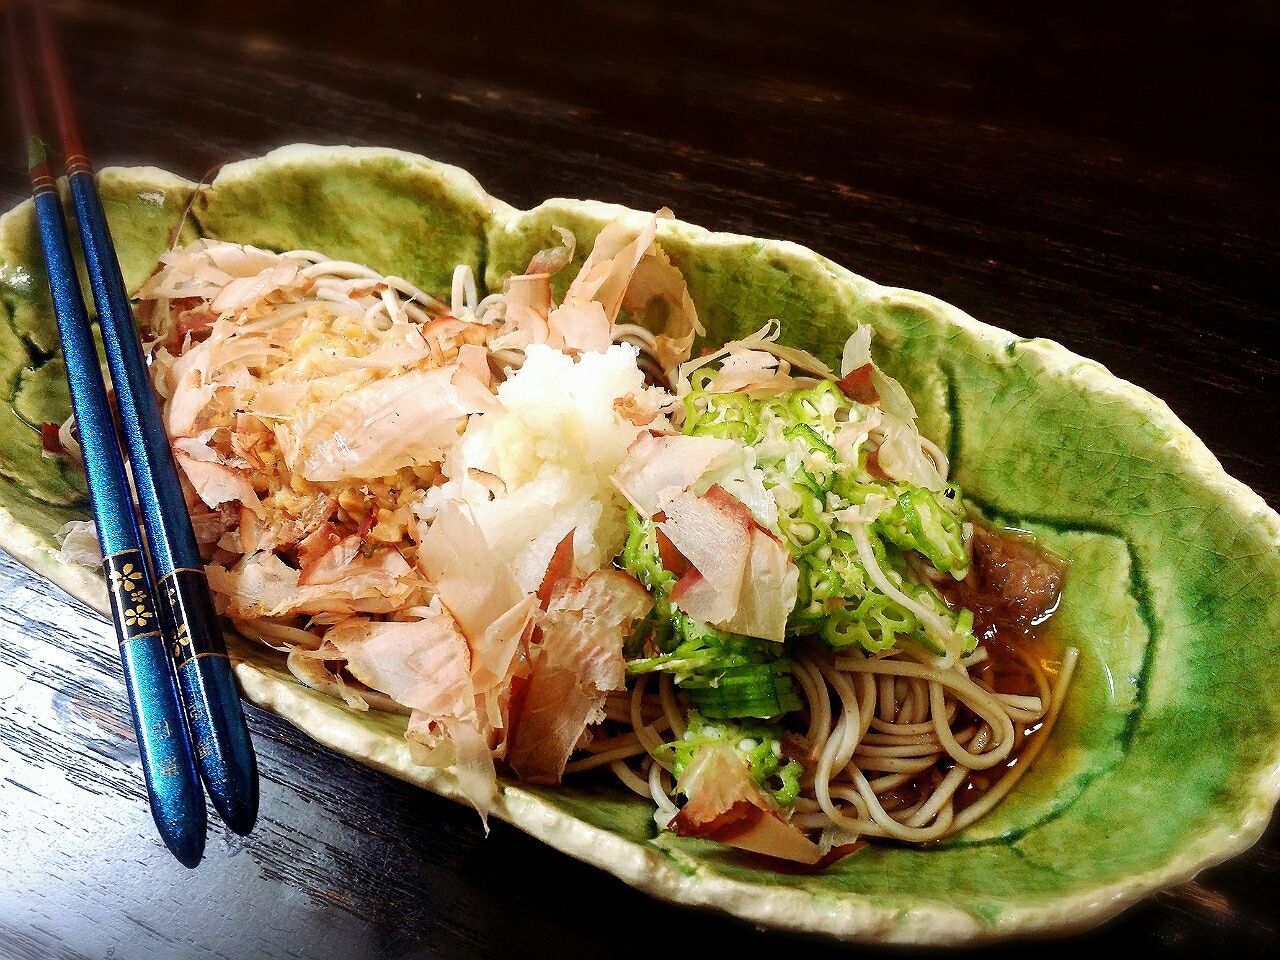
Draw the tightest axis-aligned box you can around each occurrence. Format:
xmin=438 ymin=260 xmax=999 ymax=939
xmin=489 ymin=267 xmax=1072 ymax=843
xmin=568 ymin=637 xmax=1077 ymax=843
xmin=189 ymin=256 xmax=1076 ymax=848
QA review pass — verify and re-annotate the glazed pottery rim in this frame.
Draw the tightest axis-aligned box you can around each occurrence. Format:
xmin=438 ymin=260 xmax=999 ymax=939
xmin=0 ymin=143 xmax=1276 ymax=944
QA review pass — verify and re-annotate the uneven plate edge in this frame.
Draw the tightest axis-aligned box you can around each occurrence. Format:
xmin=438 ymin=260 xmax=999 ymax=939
xmin=0 ymin=148 xmax=1275 ymax=944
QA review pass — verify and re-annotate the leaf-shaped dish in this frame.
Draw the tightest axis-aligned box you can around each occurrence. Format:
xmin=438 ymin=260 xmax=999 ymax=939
xmin=1 ymin=145 xmax=1277 ymax=945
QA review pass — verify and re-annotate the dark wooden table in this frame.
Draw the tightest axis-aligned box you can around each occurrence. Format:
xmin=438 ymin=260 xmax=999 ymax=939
xmin=1 ymin=2 xmax=1277 ymax=957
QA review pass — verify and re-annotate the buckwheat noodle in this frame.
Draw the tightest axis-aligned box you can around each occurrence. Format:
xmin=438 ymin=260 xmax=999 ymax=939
xmin=565 ymin=323 xmax=1080 ymax=844
xmin=222 ymin=261 xmax=1080 ymax=846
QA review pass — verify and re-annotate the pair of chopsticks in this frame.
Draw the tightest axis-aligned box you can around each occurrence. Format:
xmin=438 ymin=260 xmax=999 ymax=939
xmin=7 ymin=1 xmax=258 ymax=866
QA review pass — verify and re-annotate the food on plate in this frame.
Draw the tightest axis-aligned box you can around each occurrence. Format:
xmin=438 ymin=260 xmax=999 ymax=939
xmin=8 ymin=146 xmax=1280 ymax=942
xmin=56 ymin=211 xmax=1076 ymax=864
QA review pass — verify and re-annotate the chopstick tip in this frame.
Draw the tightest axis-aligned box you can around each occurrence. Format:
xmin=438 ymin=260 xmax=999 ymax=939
xmin=161 ymin=817 xmax=207 ymax=869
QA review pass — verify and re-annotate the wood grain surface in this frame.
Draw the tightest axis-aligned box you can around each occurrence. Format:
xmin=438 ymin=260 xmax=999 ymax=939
xmin=1 ymin=1 xmax=1277 ymax=957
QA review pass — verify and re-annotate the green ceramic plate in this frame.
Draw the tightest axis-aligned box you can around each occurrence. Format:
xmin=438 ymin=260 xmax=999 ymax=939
xmin=2 ymin=145 xmax=1277 ymax=944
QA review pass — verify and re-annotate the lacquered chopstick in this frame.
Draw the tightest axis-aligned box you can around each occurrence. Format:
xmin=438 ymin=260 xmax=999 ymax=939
xmin=29 ymin=0 xmax=259 ymax=836
xmin=7 ymin=11 xmax=206 ymax=868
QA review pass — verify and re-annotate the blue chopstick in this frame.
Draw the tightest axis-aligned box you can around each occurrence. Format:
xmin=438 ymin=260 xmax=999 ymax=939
xmin=8 ymin=15 xmax=206 ymax=868
xmin=31 ymin=0 xmax=260 ymax=836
